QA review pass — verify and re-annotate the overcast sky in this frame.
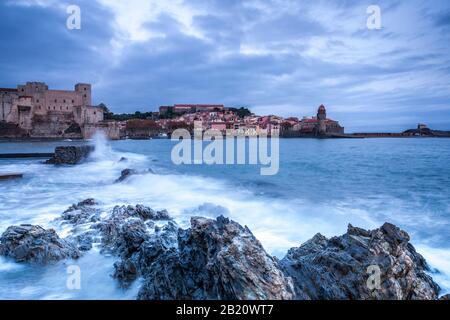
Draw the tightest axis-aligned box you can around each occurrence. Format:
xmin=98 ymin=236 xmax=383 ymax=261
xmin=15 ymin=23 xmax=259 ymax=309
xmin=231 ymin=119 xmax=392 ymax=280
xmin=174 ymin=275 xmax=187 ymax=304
xmin=0 ymin=0 xmax=449 ymax=132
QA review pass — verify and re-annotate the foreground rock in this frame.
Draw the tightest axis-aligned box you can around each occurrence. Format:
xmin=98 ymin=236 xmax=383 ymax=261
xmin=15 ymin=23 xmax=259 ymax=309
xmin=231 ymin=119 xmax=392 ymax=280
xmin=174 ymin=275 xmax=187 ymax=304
xmin=61 ymin=198 xmax=101 ymax=225
xmin=45 ymin=145 xmax=94 ymax=165
xmin=137 ymin=216 xmax=295 ymax=300
xmin=35 ymin=200 xmax=443 ymax=300
xmin=280 ymin=223 xmax=440 ymax=300
xmin=0 ymin=224 xmax=80 ymax=264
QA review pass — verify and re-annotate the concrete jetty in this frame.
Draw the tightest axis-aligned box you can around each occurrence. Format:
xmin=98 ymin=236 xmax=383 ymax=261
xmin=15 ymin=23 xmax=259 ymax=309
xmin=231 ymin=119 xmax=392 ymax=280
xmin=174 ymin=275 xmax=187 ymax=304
xmin=0 ymin=153 xmax=54 ymax=159
xmin=0 ymin=173 xmax=23 ymax=180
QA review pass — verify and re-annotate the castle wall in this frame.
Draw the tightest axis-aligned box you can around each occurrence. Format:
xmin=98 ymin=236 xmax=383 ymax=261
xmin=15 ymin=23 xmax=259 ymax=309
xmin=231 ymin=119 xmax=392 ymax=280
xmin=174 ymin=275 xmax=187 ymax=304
xmin=0 ymin=82 xmax=103 ymax=139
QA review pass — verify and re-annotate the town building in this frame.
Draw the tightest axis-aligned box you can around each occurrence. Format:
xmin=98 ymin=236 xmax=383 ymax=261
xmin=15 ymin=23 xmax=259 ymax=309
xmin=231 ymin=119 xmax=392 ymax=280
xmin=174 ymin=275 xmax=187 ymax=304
xmin=0 ymin=82 xmax=106 ymax=139
xmin=159 ymin=104 xmax=225 ymax=116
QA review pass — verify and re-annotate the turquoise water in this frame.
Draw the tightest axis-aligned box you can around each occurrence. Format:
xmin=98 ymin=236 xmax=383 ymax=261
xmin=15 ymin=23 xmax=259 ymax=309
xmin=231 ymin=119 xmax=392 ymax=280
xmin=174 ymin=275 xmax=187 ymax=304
xmin=0 ymin=137 xmax=449 ymax=299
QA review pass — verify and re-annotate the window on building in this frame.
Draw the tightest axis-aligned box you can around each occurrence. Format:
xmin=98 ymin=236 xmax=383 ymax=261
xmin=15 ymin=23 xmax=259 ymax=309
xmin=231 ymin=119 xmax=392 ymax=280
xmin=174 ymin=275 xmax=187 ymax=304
xmin=60 ymin=106 xmax=62 ymax=110
xmin=21 ymin=89 xmax=24 ymax=92
xmin=66 ymin=107 xmax=69 ymax=110
xmin=84 ymin=94 xmax=87 ymax=98
xmin=36 ymin=99 xmax=39 ymax=103
xmin=94 ymin=112 xmax=96 ymax=115
xmin=72 ymin=100 xmax=75 ymax=103
xmin=54 ymin=99 xmax=57 ymax=103
xmin=53 ymin=107 xmax=55 ymax=110
xmin=63 ymin=99 xmax=66 ymax=103
xmin=84 ymin=88 xmax=87 ymax=91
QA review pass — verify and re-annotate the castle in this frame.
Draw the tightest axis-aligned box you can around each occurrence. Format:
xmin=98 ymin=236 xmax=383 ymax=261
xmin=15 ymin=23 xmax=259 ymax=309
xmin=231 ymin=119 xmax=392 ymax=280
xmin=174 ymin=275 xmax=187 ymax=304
xmin=0 ymin=82 xmax=105 ymax=138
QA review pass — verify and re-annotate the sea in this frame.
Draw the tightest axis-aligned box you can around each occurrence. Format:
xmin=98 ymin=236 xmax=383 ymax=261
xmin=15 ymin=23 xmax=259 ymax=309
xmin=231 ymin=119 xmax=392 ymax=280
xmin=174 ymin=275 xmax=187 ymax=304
xmin=0 ymin=135 xmax=449 ymax=299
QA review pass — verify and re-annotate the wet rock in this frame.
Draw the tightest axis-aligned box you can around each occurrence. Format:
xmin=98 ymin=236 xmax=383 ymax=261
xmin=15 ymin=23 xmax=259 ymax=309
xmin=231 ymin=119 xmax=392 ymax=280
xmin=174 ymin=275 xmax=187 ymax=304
xmin=45 ymin=145 xmax=94 ymax=165
xmin=67 ymin=231 xmax=98 ymax=252
xmin=0 ymin=224 xmax=80 ymax=264
xmin=280 ymin=223 xmax=440 ymax=300
xmin=115 ymin=168 xmax=155 ymax=183
xmin=115 ymin=169 xmax=138 ymax=183
xmin=439 ymin=294 xmax=450 ymax=300
xmin=113 ymin=222 xmax=179 ymax=287
xmin=61 ymin=198 xmax=101 ymax=225
xmin=108 ymin=205 xmax=170 ymax=222
xmin=98 ymin=204 xmax=170 ymax=255
xmin=137 ymin=216 xmax=294 ymax=300
xmin=136 ymin=222 xmax=179 ymax=274
xmin=114 ymin=258 xmax=139 ymax=287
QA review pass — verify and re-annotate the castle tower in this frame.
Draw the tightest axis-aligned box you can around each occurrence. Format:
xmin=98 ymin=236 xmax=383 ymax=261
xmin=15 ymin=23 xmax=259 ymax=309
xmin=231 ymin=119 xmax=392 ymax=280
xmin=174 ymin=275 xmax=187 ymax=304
xmin=317 ymin=104 xmax=327 ymax=135
xmin=75 ymin=83 xmax=91 ymax=106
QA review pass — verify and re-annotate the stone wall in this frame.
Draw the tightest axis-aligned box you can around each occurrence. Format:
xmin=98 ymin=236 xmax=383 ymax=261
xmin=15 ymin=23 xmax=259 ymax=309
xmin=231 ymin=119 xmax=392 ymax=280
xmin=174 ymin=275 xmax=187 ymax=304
xmin=0 ymin=82 xmax=104 ymax=139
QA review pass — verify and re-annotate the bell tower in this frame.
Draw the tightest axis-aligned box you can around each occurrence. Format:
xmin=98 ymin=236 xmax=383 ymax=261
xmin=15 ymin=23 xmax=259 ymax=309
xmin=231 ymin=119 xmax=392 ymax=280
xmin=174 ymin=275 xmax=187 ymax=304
xmin=317 ymin=104 xmax=327 ymax=135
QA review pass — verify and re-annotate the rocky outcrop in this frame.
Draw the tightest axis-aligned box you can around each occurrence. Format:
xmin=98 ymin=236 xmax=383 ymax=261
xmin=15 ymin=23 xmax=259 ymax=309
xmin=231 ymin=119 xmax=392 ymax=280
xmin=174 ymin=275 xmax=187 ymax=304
xmin=4 ymin=198 xmax=440 ymax=300
xmin=45 ymin=145 xmax=94 ymax=165
xmin=0 ymin=224 xmax=80 ymax=264
xmin=61 ymin=198 xmax=101 ymax=225
xmin=280 ymin=223 xmax=440 ymax=300
xmin=114 ymin=221 xmax=179 ymax=287
xmin=137 ymin=216 xmax=295 ymax=300
xmin=65 ymin=203 xmax=171 ymax=287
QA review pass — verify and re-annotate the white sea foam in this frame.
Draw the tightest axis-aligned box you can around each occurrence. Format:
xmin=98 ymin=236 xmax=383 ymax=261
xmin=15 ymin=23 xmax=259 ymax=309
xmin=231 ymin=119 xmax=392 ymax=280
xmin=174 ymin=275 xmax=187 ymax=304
xmin=1 ymin=137 xmax=449 ymax=299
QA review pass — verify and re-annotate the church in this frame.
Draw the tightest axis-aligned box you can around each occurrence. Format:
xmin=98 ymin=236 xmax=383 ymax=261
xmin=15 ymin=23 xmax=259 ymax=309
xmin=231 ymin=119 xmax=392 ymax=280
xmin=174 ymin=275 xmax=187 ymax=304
xmin=294 ymin=105 xmax=345 ymax=136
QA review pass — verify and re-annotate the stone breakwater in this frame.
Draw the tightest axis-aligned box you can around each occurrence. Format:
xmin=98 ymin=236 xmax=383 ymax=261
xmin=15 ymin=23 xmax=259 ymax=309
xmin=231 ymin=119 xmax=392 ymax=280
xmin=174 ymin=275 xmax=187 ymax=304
xmin=45 ymin=146 xmax=94 ymax=165
xmin=0 ymin=199 xmax=444 ymax=300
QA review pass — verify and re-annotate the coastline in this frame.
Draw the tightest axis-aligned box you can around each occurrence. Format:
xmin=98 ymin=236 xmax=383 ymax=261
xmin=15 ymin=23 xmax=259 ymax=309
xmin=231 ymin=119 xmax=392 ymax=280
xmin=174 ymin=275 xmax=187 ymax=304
xmin=2 ymin=135 xmax=450 ymax=142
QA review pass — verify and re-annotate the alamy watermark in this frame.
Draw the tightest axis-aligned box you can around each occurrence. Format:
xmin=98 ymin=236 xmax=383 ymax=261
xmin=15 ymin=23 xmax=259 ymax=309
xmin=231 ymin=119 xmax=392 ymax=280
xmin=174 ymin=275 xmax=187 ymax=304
xmin=367 ymin=5 xmax=382 ymax=30
xmin=170 ymin=121 xmax=280 ymax=176
xmin=66 ymin=5 xmax=81 ymax=30
xmin=66 ymin=265 xmax=81 ymax=290
xmin=366 ymin=265 xmax=381 ymax=290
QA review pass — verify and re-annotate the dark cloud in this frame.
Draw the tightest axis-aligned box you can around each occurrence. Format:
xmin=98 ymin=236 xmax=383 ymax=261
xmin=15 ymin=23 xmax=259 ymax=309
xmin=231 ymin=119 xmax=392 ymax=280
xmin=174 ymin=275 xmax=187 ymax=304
xmin=0 ymin=0 xmax=449 ymax=132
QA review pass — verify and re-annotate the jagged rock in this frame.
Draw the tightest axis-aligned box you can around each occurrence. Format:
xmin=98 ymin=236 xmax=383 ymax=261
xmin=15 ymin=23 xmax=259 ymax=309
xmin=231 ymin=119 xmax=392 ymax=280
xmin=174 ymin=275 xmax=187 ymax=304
xmin=280 ymin=223 xmax=440 ymax=300
xmin=113 ymin=222 xmax=179 ymax=287
xmin=65 ymin=230 xmax=98 ymax=252
xmin=135 ymin=222 xmax=179 ymax=274
xmin=45 ymin=145 xmax=94 ymax=165
xmin=108 ymin=205 xmax=170 ymax=222
xmin=61 ymin=198 xmax=100 ymax=225
xmin=137 ymin=216 xmax=294 ymax=300
xmin=114 ymin=258 xmax=139 ymax=287
xmin=98 ymin=205 xmax=170 ymax=255
xmin=439 ymin=294 xmax=450 ymax=300
xmin=0 ymin=224 xmax=80 ymax=264
xmin=96 ymin=204 xmax=174 ymax=286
